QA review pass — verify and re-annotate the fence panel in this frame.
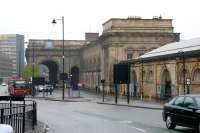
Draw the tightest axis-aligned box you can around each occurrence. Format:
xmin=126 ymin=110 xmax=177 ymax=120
xmin=0 ymin=97 xmax=37 ymax=133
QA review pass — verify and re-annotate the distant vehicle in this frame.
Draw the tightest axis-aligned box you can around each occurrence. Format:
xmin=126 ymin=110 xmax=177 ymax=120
xmin=1 ymin=82 xmax=7 ymax=86
xmin=163 ymin=94 xmax=200 ymax=132
xmin=38 ymin=84 xmax=53 ymax=92
xmin=8 ymin=76 xmax=31 ymax=96
xmin=0 ymin=124 xmax=13 ymax=133
xmin=38 ymin=85 xmax=45 ymax=92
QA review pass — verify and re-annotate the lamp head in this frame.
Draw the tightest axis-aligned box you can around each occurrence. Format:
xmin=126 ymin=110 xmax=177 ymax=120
xmin=51 ymin=19 xmax=57 ymax=24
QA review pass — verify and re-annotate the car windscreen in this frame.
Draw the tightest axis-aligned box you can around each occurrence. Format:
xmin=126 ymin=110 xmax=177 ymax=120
xmin=14 ymin=83 xmax=26 ymax=89
xmin=195 ymin=97 xmax=200 ymax=108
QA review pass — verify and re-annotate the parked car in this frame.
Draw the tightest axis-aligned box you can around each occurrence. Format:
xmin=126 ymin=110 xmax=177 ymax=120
xmin=38 ymin=85 xmax=45 ymax=92
xmin=162 ymin=94 xmax=200 ymax=132
xmin=1 ymin=82 xmax=7 ymax=86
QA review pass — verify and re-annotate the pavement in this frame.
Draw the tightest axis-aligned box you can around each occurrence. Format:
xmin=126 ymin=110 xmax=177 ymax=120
xmin=30 ymin=89 xmax=164 ymax=110
xmin=25 ymin=121 xmax=47 ymax=133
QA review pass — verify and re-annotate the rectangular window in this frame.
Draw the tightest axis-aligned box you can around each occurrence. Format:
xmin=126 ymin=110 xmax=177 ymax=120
xmin=127 ymin=53 xmax=133 ymax=59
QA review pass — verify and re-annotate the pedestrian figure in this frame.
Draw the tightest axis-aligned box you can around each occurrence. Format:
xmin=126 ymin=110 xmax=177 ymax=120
xmin=95 ymin=86 xmax=98 ymax=94
xmin=50 ymin=87 xmax=53 ymax=95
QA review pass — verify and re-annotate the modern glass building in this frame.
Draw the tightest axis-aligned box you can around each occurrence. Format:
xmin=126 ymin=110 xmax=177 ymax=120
xmin=0 ymin=34 xmax=25 ymax=76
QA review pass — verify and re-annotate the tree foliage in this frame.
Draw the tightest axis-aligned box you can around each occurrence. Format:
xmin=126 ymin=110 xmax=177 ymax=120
xmin=21 ymin=64 xmax=40 ymax=81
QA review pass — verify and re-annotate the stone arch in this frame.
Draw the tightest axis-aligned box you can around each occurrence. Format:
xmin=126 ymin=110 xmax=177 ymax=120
xmin=71 ymin=66 xmax=79 ymax=90
xmin=178 ymin=67 xmax=190 ymax=83
xmin=130 ymin=69 xmax=137 ymax=96
xmin=160 ymin=69 xmax=172 ymax=98
xmin=39 ymin=59 xmax=59 ymax=84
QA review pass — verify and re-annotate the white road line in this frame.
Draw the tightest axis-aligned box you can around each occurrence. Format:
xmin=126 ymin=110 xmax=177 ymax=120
xmin=129 ymin=126 xmax=146 ymax=132
xmin=118 ymin=120 xmax=146 ymax=132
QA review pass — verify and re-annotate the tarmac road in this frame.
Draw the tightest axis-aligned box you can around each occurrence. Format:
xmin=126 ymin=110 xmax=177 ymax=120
xmin=36 ymin=99 xmax=194 ymax=133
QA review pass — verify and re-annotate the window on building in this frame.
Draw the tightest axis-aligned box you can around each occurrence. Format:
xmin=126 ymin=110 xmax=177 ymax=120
xmin=139 ymin=50 xmax=146 ymax=56
xmin=44 ymin=40 xmax=53 ymax=48
xmin=194 ymin=68 xmax=200 ymax=80
xmin=127 ymin=53 xmax=133 ymax=59
xmin=147 ymin=71 xmax=154 ymax=82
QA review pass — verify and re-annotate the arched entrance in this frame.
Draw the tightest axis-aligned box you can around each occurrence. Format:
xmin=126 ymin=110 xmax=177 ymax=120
xmin=161 ymin=69 xmax=172 ymax=98
xmin=71 ymin=66 xmax=79 ymax=90
xmin=40 ymin=60 xmax=58 ymax=84
xmin=130 ymin=70 xmax=137 ymax=97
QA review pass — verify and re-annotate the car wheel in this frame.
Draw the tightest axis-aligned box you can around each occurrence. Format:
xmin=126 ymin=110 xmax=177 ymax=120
xmin=166 ymin=116 xmax=176 ymax=129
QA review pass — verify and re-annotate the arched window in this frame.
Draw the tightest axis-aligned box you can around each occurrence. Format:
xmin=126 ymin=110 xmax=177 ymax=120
xmin=194 ymin=68 xmax=200 ymax=80
xmin=148 ymin=71 xmax=154 ymax=82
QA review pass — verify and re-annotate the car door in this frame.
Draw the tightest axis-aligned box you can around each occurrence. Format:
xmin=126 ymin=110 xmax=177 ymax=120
xmin=171 ymin=96 xmax=185 ymax=124
xmin=182 ymin=96 xmax=198 ymax=128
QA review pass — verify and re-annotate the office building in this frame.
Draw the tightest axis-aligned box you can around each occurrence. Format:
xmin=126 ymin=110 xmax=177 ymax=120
xmin=0 ymin=34 xmax=25 ymax=76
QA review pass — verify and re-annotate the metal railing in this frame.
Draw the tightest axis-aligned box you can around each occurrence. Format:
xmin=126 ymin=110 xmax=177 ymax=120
xmin=0 ymin=96 xmax=37 ymax=133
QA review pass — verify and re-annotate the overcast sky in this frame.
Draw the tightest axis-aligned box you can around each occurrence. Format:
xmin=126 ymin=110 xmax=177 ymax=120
xmin=0 ymin=0 xmax=199 ymax=41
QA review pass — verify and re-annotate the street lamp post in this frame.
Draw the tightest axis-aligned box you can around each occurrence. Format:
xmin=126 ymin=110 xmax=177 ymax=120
xmin=176 ymin=50 xmax=185 ymax=95
xmin=32 ymin=44 xmax=35 ymax=97
xmin=52 ymin=16 xmax=65 ymax=100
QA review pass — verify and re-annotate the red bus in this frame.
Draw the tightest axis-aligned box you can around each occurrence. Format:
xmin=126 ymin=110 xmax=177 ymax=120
xmin=8 ymin=76 xmax=31 ymax=96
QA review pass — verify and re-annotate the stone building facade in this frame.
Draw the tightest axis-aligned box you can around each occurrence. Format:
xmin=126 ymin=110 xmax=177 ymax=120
xmin=26 ymin=39 xmax=85 ymax=85
xmin=26 ymin=17 xmax=180 ymax=92
xmin=82 ymin=17 xmax=179 ymax=92
xmin=123 ymin=38 xmax=200 ymax=100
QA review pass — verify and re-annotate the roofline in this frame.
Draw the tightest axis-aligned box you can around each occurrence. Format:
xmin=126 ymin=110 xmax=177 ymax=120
xmin=120 ymin=49 xmax=200 ymax=64
xmin=28 ymin=39 xmax=86 ymax=42
xmin=103 ymin=18 xmax=173 ymax=26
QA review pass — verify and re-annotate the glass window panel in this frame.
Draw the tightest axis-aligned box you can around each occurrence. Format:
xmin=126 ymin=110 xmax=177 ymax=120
xmin=174 ymin=96 xmax=184 ymax=107
xmin=184 ymin=97 xmax=195 ymax=107
xmin=194 ymin=69 xmax=200 ymax=80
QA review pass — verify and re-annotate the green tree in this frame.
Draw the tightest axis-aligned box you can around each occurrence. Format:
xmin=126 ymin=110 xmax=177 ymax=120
xmin=21 ymin=64 xmax=40 ymax=81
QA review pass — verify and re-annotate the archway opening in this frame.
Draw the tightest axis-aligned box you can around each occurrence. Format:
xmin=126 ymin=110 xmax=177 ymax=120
xmin=161 ymin=69 xmax=172 ymax=98
xmin=40 ymin=60 xmax=58 ymax=85
xmin=71 ymin=66 xmax=79 ymax=90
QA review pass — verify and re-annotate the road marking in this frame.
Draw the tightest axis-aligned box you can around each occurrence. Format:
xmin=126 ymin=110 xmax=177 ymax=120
xmin=129 ymin=126 xmax=146 ymax=132
xmin=118 ymin=120 xmax=146 ymax=132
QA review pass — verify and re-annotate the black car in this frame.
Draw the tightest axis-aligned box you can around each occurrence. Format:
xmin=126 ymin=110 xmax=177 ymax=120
xmin=163 ymin=94 xmax=200 ymax=132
